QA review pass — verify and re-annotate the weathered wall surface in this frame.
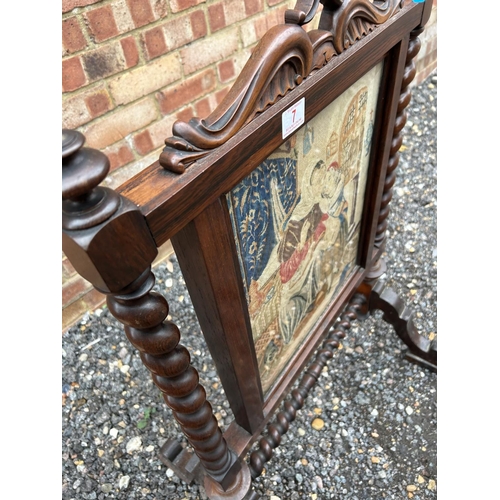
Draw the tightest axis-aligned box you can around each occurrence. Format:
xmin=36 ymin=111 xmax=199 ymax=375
xmin=62 ymin=0 xmax=437 ymax=331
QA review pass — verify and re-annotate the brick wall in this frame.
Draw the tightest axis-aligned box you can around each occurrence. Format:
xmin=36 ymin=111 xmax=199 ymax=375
xmin=62 ymin=0 xmax=437 ymax=332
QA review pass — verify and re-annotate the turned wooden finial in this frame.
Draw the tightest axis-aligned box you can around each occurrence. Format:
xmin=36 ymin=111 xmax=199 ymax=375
xmin=62 ymin=128 xmax=157 ymax=294
xmin=62 ymin=128 xmax=120 ymax=231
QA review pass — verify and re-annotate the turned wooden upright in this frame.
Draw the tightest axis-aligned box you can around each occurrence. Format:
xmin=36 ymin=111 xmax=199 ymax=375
xmin=62 ymin=1 xmax=436 ymax=498
xmin=62 ymin=129 xmax=253 ymax=498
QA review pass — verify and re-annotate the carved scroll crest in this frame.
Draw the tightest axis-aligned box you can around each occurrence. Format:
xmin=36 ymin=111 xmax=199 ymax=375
xmin=159 ymin=0 xmax=402 ymax=173
xmin=319 ymin=0 xmax=403 ymax=53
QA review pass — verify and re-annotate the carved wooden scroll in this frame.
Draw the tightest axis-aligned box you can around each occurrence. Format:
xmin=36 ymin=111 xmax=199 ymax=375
xmin=319 ymin=0 xmax=403 ymax=53
xmin=159 ymin=0 xmax=402 ymax=174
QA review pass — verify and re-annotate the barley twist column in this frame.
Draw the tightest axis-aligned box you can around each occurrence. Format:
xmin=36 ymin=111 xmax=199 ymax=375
xmin=374 ymin=27 xmax=423 ymax=251
xmin=248 ymin=294 xmax=366 ymax=478
xmin=106 ymin=270 xmax=241 ymax=489
xmin=62 ymin=129 xmax=252 ymax=497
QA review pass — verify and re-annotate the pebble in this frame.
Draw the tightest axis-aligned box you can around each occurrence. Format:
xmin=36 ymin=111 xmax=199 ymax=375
xmin=62 ymin=72 xmax=437 ymax=500
xmin=100 ymin=484 xmax=112 ymax=493
xmin=126 ymin=436 xmax=142 ymax=454
xmin=118 ymin=475 xmax=130 ymax=489
xmin=311 ymin=418 xmax=325 ymax=430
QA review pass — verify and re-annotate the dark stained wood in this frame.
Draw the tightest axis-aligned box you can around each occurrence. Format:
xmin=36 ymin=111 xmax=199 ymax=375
xmin=249 ymin=294 xmax=366 ymax=478
xmin=171 ymin=197 xmax=265 ymax=434
xmin=62 ymin=0 xmax=437 ymax=496
xmin=356 ymin=34 xmax=411 ymax=268
xmin=106 ymin=270 xmax=243 ymax=491
xmin=117 ymin=2 xmax=423 ymax=248
xmin=62 ymin=129 xmax=157 ymax=293
xmin=375 ymin=25 xmax=424 ymax=253
xmin=358 ymin=279 xmax=437 ymax=371
xmin=61 ymin=131 xmax=251 ymax=496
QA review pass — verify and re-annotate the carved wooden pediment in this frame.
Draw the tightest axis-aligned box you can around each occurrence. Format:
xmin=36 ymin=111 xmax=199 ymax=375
xmin=159 ymin=0 xmax=402 ymax=173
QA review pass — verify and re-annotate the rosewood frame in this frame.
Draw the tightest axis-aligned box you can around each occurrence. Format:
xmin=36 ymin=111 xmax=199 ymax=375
xmin=62 ymin=1 xmax=436 ymax=498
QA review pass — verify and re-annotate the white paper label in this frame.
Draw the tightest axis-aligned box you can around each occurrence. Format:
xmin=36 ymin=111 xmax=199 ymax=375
xmin=282 ymin=98 xmax=305 ymax=139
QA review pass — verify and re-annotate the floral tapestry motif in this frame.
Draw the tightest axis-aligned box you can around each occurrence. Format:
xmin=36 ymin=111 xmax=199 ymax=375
xmin=227 ymin=62 xmax=384 ymax=394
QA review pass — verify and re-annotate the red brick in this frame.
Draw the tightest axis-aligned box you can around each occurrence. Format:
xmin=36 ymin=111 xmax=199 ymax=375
xmin=245 ymin=0 xmax=263 ymax=16
xmin=157 ymin=69 xmax=216 ymax=115
xmin=83 ymin=287 xmax=106 ymax=311
xmin=169 ymin=0 xmax=204 ymax=13
xmin=127 ymin=0 xmax=155 ymax=28
xmin=190 ymin=10 xmax=207 ymax=39
xmin=85 ymin=89 xmax=112 ymax=118
xmin=62 ymin=17 xmax=87 ymax=54
xmin=153 ymin=0 xmax=169 ymax=18
xmin=133 ymin=129 xmax=155 ymax=155
xmin=121 ymin=36 xmax=140 ymax=68
xmin=176 ymin=107 xmax=194 ymax=123
xmin=215 ymin=86 xmax=230 ymax=106
xmin=208 ymin=3 xmax=226 ymax=32
xmin=254 ymin=16 xmax=269 ymax=40
xmin=62 ymin=275 xmax=93 ymax=307
xmin=62 ymin=256 xmax=77 ymax=281
xmin=104 ymin=143 xmax=136 ymax=172
xmin=81 ymin=43 xmax=126 ymax=82
xmin=143 ymin=26 xmax=168 ymax=60
xmin=194 ymin=96 xmax=212 ymax=117
xmin=62 ymin=0 xmax=101 ymax=14
xmin=62 ymin=56 xmax=87 ymax=92
xmin=217 ymin=59 xmax=234 ymax=83
xmin=267 ymin=0 xmax=282 ymax=6
xmin=85 ymin=5 xmax=119 ymax=42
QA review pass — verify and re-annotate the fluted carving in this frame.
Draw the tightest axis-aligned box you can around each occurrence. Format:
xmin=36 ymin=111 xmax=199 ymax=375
xmin=374 ymin=27 xmax=423 ymax=250
xmin=319 ymin=0 xmax=403 ymax=54
xmin=159 ymin=0 xmax=403 ymax=174
xmin=248 ymin=294 xmax=366 ymax=478
xmin=159 ymin=24 xmax=314 ymax=173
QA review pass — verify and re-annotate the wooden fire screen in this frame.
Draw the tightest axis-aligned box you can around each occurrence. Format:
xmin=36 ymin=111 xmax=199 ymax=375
xmin=62 ymin=1 xmax=437 ymax=498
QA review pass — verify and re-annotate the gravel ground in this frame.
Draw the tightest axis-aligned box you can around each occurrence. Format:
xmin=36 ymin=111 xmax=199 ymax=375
xmin=62 ymin=72 xmax=437 ymax=500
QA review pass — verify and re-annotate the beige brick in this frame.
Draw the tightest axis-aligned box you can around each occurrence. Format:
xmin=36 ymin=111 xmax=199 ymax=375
xmin=148 ymin=113 xmax=180 ymax=147
xmin=108 ymin=53 xmax=182 ymax=105
xmin=163 ymin=14 xmax=195 ymax=51
xmin=104 ymin=149 xmax=162 ymax=189
xmin=62 ymin=93 xmax=92 ymax=129
xmin=181 ymin=27 xmax=239 ymax=74
xmin=62 ymin=299 xmax=90 ymax=332
xmin=113 ymin=0 xmax=136 ymax=33
xmin=223 ymin=0 xmax=247 ymax=25
xmin=169 ymin=0 xmax=205 ymax=14
xmin=153 ymin=0 xmax=169 ymax=18
xmin=82 ymin=98 xmax=159 ymax=149
xmin=233 ymin=48 xmax=252 ymax=75
xmin=240 ymin=21 xmax=257 ymax=48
